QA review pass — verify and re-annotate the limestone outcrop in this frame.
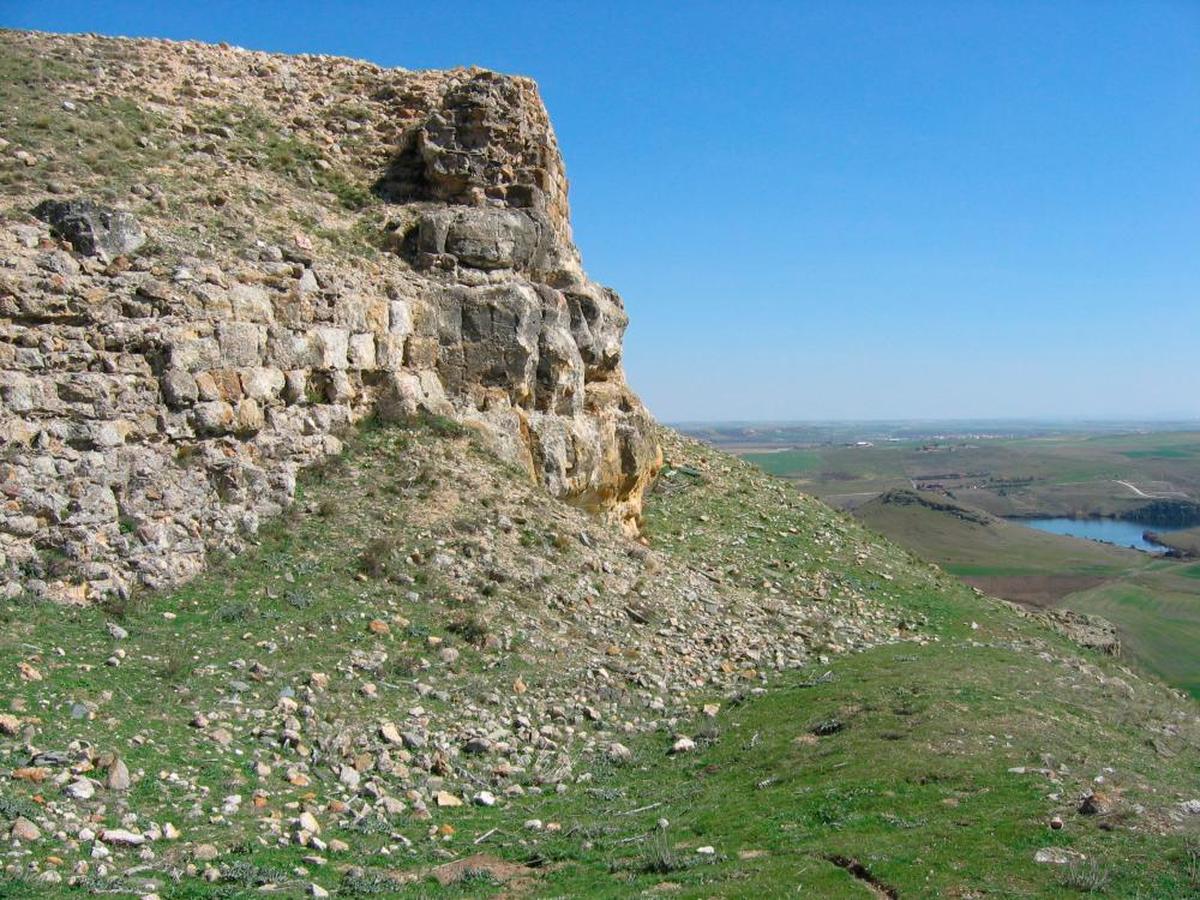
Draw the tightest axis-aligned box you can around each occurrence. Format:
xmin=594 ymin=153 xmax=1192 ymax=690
xmin=0 ymin=31 xmax=660 ymax=603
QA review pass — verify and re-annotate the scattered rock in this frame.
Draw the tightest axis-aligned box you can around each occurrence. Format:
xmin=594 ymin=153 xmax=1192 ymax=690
xmin=298 ymin=811 xmax=321 ymax=835
xmin=670 ymin=736 xmax=696 ymax=754
xmin=99 ymin=828 xmax=146 ymax=846
xmin=106 ymin=757 xmax=131 ymax=791
xmin=379 ymin=722 xmax=403 ymax=745
xmin=65 ymin=778 xmax=96 ymax=800
xmin=1078 ymin=791 xmax=1113 ymax=816
xmin=606 ymin=742 xmax=633 ymax=764
xmin=1034 ymin=848 xmax=1086 ymax=865
xmin=11 ymin=817 xmax=41 ymax=842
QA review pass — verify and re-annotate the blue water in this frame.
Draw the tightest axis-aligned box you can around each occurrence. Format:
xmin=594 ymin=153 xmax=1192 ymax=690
xmin=1014 ymin=517 xmax=1184 ymax=553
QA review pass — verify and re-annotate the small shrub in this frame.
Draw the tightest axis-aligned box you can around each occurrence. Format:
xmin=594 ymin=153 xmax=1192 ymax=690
xmin=222 ymin=861 xmax=290 ymax=888
xmin=810 ymin=717 xmax=845 ymax=736
xmin=388 ymin=653 xmax=423 ymax=678
xmin=156 ymin=647 xmax=192 ymax=682
xmin=457 ymin=867 xmax=497 ymax=886
xmin=317 ymin=499 xmax=339 ymax=518
xmin=695 ymin=720 xmax=721 ymax=747
xmin=447 ymin=614 xmax=489 ymax=647
xmin=637 ymin=831 xmax=691 ymax=875
xmin=99 ymin=590 xmax=143 ymax=622
xmin=285 ymin=590 xmax=314 ymax=610
xmin=418 ymin=412 xmax=467 ymax=438
xmin=1060 ymin=859 xmax=1112 ymax=893
xmin=216 ymin=601 xmax=253 ymax=623
xmin=1181 ymin=838 xmax=1200 ymax=888
xmin=340 ymin=868 xmax=398 ymax=894
xmin=360 ymin=538 xmax=400 ymax=579
xmin=0 ymin=795 xmax=40 ymax=821
xmin=323 ymin=170 xmax=373 ymax=210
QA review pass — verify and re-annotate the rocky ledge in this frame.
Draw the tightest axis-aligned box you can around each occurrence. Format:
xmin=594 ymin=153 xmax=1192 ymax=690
xmin=0 ymin=31 xmax=661 ymax=603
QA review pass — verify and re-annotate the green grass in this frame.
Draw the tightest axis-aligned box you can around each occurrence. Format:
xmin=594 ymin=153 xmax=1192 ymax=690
xmin=740 ymin=449 xmax=823 ymax=476
xmin=1122 ymin=447 xmax=1200 ymax=460
xmin=196 ymin=103 xmax=375 ymax=211
xmin=1057 ymin=581 xmax=1200 ymax=698
xmin=3 ymin=428 xmax=1199 ymax=896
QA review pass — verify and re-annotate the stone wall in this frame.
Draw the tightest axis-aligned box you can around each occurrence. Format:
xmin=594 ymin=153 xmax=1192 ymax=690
xmin=0 ymin=32 xmax=661 ymax=603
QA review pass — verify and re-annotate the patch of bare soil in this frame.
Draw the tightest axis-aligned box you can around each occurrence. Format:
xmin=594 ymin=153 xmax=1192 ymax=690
xmin=961 ymin=575 xmax=1108 ymax=607
xmin=431 ymin=853 xmax=540 ymax=891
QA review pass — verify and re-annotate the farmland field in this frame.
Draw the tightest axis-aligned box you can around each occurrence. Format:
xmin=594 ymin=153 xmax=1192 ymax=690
xmin=728 ymin=428 xmax=1200 ymax=520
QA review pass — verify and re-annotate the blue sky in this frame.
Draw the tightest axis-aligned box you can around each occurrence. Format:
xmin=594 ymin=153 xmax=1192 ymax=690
xmin=3 ymin=1 xmax=1197 ymax=422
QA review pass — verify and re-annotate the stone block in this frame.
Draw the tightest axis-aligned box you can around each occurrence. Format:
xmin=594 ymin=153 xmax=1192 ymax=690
xmin=229 ymin=283 xmax=274 ymax=322
xmin=348 ymin=333 xmax=376 ymax=369
xmin=160 ymin=369 xmax=198 ymax=408
xmin=193 ymin=401 xmax=235 ymax=435
xmin=312 ymin=327 xmax=349 ymax=370
xmin=217 ymin=322 xmax=265 ymax=367
xmin=167 ymin=333 xmax=221 ymax=372
xmin=239 ymin=367 xmax=285 ymax=401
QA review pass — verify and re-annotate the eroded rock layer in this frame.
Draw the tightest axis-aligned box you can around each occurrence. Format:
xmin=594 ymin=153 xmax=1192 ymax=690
xmin=0 ymin=31 xmax=661 ymax=602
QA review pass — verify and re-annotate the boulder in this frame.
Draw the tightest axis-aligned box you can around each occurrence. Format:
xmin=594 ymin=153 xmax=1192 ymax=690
xmin=416 ymin=207 xmax=539 ymax=270
xmin=33 ymin=199 xmax=146 ymax=261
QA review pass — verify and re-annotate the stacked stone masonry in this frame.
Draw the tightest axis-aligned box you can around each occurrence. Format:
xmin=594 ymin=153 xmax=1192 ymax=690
xmin=0 ymin=32 xmax=661 ymax=603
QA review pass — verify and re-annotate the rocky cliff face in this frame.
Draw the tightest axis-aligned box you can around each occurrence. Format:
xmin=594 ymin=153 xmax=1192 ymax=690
xmin=0 ymin=30 xmax=661 ymax=603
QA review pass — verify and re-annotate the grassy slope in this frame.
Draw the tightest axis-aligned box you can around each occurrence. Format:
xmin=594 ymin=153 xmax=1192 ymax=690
xmin=852 ymin=493 xmax=1144 ymax=580
xmin=1153 ymin=527 xmax=1200 ymax=557
xmin=852 ymin=493 xmax=1200 ymax=698
xmin=3 ymin=424 xmax=1199 ymax=897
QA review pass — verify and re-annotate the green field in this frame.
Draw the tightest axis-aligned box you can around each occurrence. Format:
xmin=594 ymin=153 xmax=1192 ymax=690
xmin=736 ymin=448 xmax=823 ymax=476
xmin=1061 ymin=581 xmax=1200 ymax=697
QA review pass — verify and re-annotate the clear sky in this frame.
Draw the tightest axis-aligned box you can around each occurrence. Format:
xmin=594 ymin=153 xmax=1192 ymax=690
xmin=3 ymin=1 xmax=1197 ymax=422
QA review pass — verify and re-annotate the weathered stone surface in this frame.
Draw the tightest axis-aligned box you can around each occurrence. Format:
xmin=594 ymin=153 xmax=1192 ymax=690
xmin=416 ymin=207 xmax=540 ymax=270
xmin=32 ymin=198 xmax=146 ymax=261
xmin=0 ymin=31 xmax=660 ymax=605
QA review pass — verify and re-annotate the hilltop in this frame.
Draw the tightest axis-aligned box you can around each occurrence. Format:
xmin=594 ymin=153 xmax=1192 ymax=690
xmin=1 ymin=30 xmax=1199 ymax=898
xmin=0 ymin=27 xmax=659 ymax=607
